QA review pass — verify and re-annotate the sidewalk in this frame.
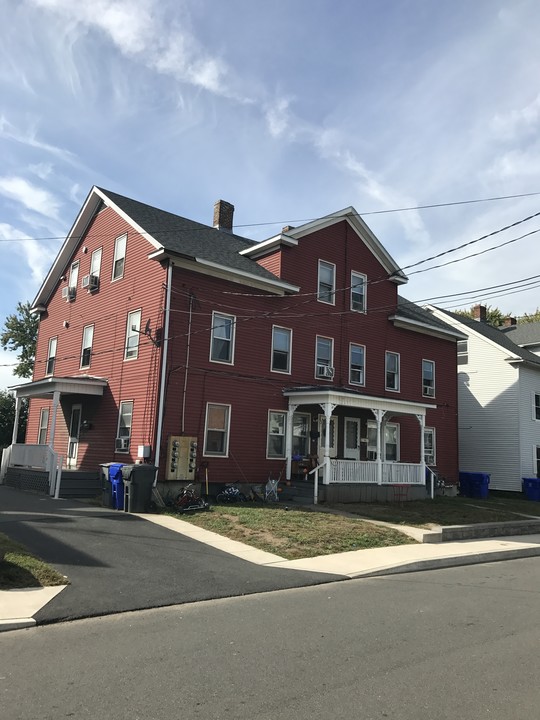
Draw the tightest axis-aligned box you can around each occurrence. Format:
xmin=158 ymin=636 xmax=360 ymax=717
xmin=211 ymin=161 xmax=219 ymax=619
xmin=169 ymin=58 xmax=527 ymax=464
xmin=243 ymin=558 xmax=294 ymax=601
xmin=3 ymin=510 xmax=540 ymax=632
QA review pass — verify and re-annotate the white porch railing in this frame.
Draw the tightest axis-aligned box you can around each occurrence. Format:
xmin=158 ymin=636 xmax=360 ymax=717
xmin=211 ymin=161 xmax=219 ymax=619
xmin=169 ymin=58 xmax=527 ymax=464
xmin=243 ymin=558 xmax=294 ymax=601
xmin=0 ymin=443 xmax=60 ymax=494
xmin=329 ymin=459 xmax=424 ymax=485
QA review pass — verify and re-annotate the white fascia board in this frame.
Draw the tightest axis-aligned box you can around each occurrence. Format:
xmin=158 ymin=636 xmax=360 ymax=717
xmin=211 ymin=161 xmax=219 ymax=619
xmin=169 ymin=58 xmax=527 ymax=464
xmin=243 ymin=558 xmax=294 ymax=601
xmin=428 ymin=306 xmax=524 ymax=361
xmin=239 ymin=234 xmax=298 ymax=257
xmin=259 ymin=207 xmax=408 ymax=284
xmin=150 ymin=252 xmax=300 ymax=295
xmin=389 ymin=315 xmax=467 ymax=341
xmin=32 ymin=186 xmax=164 ymax=310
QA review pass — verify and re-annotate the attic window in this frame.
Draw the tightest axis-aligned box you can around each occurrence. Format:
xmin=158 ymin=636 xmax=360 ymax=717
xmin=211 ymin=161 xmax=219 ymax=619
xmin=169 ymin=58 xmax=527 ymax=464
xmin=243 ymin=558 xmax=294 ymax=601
xmin=457 ymin=339 xmax=468 ymax=365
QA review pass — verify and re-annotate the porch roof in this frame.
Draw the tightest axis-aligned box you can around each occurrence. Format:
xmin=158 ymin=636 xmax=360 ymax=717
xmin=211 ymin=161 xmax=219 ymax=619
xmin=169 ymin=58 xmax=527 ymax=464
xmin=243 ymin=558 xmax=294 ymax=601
xmin=282 ymin=385 xmax=437 ymax=417
xmin=9 ymin=375 xmax=108 ymax=399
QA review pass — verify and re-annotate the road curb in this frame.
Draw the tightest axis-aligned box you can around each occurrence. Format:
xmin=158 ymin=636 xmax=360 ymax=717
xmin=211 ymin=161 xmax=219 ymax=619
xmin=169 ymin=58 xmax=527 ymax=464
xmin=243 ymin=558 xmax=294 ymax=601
xmin=348 ymin=545 xmax=540 ymax=578
xmin=0 ymin=618 xmax=36 ymax=632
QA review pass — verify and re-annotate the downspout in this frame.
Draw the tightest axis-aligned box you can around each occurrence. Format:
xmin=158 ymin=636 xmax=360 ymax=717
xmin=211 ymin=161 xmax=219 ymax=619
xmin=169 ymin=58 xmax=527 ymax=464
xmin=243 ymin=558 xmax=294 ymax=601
xmin=154 ymin=261 xmax=172 ymax=472
xmin=181 ymin=292 xmax=195 ymax=434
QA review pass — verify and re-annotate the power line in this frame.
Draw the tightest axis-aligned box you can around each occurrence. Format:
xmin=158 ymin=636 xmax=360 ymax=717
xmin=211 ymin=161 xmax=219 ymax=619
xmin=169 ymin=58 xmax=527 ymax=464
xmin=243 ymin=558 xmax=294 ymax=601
xmin=1 ymin=190 xmax=540 ymax=242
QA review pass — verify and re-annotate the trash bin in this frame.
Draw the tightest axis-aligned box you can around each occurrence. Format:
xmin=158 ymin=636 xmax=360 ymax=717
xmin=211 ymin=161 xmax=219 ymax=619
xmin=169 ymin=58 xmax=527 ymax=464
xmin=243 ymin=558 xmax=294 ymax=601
xmin=523 ymin=477 xmax=540 ymax=502
xmin=109 ymin=463 xmax=125 ymax=510
xmin=121 ymin=464 xmax=156 ymax=513
xmin=460 ymin=471 xmax=489 ymax=499
xmin=99 ymin=463 xmax=116 ymax=508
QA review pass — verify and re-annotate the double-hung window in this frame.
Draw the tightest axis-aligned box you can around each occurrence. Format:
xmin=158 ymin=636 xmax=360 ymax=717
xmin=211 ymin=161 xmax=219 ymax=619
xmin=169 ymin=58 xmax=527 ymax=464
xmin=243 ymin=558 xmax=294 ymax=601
xmin=267 ymin=411 xmax=286 ymax=458
xmin=316 ymin=336 xmax=334 ymax=379
xmin=349 ymin=343 xmax=365 ymax=385
xmin=271 ymin=326 xmax=291 ymax=373
xmin=90 ymin=247 xmax=102 ymax=278
xmin=424 ymin=428 xmax=436 ymax=465
xmin=422 ymin=360 xmax=435 ymax=397
xmin=385 ymin=351 xmax=400 ymax=391
xmin=457 ymin=339 xmax=468 ymax=365
xmin=210 ymin=312 xmax=235 ymax=364
xmin=112 ymin=233 xmax=127 ymax=280
xmin=69 ymin=260 xmax=79 ymax=290
xmin=38 ymin=408 xmax=49 ymax=445
xmin=534 ymin=393 xmax=540 ymax=421
xmin=117 ymin=401 xmax=133 ymax=452
xmin=80 ymin=325 xmax=94 ymax=369
xmin=46 ymin=337 xmax=57 ymax=376
xmin=318 ymin=260 xmax=335 ymax=304
xmin=367 ymin=421 xmax=399 ymax=461
xmin=204 ymin=403 xmax=230 ymax=456
xmin=125 ymin=310 xmax=141 ymax=360
xmin=350 ymin=271 xmax=366 ymax=312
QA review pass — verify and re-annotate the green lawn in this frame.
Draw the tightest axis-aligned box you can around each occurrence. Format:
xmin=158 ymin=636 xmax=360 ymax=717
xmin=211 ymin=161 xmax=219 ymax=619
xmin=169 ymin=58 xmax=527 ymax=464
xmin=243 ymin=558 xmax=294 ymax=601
xmin=0 ymin=532 xmax=68 ymax=590
xmin=170 ymin=504 xmax=417 ymax=559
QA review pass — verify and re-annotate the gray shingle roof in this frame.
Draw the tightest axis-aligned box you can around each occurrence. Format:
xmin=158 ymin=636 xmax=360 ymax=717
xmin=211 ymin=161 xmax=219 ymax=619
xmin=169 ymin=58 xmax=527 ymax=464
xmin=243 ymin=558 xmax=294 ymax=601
xmin=396 ymin=296 xmax=464 ymax=336
xmin=98 ymin=188 xmax=285 ymax=285
xmin=500 ymin=321 xmax=540 ymax=346
xmin=435 ymin=308 xmax=540 ymax=367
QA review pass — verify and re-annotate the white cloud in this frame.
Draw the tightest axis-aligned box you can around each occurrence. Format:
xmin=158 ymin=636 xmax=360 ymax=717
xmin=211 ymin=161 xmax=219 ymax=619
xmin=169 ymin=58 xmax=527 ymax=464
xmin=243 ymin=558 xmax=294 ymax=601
xmin=29 ymin=162 xmax=54 ymax=180
xmin=0 ymin=223 xmax=55 ymax=286
xmin=0 ymin=115 xmax=76 ymax=163
xmin=0 ymin=177 xmax=61 ymax=220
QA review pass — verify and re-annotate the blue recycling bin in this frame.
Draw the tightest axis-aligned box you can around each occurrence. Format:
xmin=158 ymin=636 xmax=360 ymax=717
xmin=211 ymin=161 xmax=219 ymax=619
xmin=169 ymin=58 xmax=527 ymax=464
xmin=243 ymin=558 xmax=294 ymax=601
xmin=523 ymin=478 xmax=540 ymax=502
xmin=460 ymin=471 xmax=489 ymax=499
xmin=109 ymin=463 xmax=125 ymax=510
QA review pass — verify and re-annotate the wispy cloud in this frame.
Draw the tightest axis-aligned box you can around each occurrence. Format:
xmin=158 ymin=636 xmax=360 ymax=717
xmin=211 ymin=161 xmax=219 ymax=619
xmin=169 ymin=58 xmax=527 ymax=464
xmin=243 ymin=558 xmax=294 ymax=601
xmin=0 ymin=222 xmax=55 ymax=286
xmin=0 ymin=115 xmax=76 ymax=163
xmin=0 ymin=177 xmax=61 ymax=220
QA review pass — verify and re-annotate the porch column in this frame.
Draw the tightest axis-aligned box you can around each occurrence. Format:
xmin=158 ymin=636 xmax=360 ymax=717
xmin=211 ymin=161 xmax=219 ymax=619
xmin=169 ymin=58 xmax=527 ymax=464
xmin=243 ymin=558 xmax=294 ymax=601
xmin=49 ymin=391 xmax=61 ymax=449
xmin=285 ymin=403 xmax=298 ymax=481
xmin=11 ymin=396 xmax=22 ymax=445
xmin=319 ymin=402 xmax=336 ymax=485
xmin=372 ymin=408 xmax=384 ymax=486
xmin=416 ymin=413 xmax=427 ymax=491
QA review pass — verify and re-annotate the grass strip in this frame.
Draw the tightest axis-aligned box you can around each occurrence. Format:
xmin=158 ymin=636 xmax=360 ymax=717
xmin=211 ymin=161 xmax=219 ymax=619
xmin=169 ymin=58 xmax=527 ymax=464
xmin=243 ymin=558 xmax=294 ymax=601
xmin=0 ymin=532 xmax=68 ymax=590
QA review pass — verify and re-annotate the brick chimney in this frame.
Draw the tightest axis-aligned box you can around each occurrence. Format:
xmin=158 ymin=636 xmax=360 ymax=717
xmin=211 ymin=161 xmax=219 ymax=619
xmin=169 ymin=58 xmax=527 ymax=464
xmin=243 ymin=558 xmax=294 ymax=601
xmin=503 ymin=316 xmax=517 ymax=328
xmin=213 ymin=200 xmax=234 ymax=232
xmin=472 ymin=304 xmax=487 ymax=322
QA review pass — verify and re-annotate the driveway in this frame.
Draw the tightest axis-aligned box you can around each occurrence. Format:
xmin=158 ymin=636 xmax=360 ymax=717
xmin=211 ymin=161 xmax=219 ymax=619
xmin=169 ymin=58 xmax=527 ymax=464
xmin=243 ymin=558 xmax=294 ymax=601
xmin=0 ymin=487 xmax=343 ymax=624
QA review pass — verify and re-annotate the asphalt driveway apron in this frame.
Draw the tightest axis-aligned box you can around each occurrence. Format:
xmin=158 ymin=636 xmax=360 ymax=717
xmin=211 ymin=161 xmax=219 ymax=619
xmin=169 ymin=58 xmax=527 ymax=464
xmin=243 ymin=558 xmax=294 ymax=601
xmin=0 ymin=487 xmax=342 ymax=624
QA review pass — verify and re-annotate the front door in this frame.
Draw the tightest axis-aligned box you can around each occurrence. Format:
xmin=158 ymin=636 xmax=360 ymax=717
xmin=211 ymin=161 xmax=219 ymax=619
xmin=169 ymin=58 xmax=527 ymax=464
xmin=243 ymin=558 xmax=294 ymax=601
xmin=344 ymin=417 xmax=361 ymax=460
xmin=67 ymin=404 xmax=82 ymax=469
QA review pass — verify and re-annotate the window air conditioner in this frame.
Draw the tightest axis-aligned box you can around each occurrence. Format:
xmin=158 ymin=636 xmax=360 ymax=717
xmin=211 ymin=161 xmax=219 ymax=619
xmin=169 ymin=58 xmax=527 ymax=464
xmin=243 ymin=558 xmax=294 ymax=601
xmin=423 ymin=386 xmax=435 ymax=397
xmin=62 ymin=286 xmax=76 ymax=301
xmin=317 ymin=364 xmax=334 ymax=379
xmin=82 ymin=274 xmax=100 ymax=291
xmin=115 ymin=437 xmax=130 ymax=451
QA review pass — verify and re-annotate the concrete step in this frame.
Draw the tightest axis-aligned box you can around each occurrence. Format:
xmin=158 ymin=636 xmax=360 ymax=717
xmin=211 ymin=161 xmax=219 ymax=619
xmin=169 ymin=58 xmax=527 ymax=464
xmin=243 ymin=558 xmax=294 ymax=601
xmin=424 ymin=518 xmax=540 ymax=543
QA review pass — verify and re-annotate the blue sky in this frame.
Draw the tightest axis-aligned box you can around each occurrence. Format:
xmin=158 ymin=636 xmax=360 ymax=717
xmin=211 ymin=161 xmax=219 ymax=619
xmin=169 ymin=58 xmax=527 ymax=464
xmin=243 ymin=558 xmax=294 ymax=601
xmin=2 ymin=0 xmax=540 ymax=389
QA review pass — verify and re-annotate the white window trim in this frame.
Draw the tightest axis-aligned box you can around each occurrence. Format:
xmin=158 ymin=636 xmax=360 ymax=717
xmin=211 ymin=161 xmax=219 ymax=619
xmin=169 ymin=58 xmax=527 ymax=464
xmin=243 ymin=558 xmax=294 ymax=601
xmin=80 ymin=324 xmax=94 ymax=369
xmin=116 ymin=400 xmax=133 ymax=453
xmin=125 ymin=309 xmax=142 ymax=361
xmin=112 ymin=233 xmax=127 ymax=281
xmin=46 ymin=337 xmax=57 ymax=376
xmin=385 ymin=351 xmax=400 ymax=392
xmin=350 ymin=271 xmax=367 ymax=313
xmin=534 ymin=445 xmax=540 ymax=478
xmin=315 ymin=335 xmax=334 ymax=381
xmin=90 ymin=247 xmax=102 ymax=278
xmin=267 ymin=410 xmax=287 ymax=459
xmin=270 ymin=325 xmax=292 ymax=374
xmin=69 ymin=260 xmax=80 ymax=289
xmin=422 ymin=359 xmax=436 ymax=398
xmin=203 ymin=402 xmax=231 ymax=457
xmin=349 ymin=342 xmax=366 ymax=386
xmin=424 ymin=427 xmax=436 ymax=466
xmin=367 ymin=421 xmax=400 ymax=461
xmin=533 ymin=392 xmax=540 ymax=422
xmin=317 ymin=260 xmax=336 ymax=305
xmin=38 ymin=407 xmax=49 ymax=445
xmin=209 ymin=312 xmax=236 ymax=365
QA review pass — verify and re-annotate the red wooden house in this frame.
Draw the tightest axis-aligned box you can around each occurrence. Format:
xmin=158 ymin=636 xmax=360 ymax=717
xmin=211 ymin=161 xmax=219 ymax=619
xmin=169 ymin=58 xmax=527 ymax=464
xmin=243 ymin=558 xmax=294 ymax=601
xmin=4 ymin=186 xmax=462 ymax=501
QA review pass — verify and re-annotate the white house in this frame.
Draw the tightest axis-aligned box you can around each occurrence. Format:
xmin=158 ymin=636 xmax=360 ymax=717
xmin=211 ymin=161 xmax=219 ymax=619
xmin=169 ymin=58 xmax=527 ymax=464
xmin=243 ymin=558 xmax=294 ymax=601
xmin=428 ymin=305 xmax=540 ymax=492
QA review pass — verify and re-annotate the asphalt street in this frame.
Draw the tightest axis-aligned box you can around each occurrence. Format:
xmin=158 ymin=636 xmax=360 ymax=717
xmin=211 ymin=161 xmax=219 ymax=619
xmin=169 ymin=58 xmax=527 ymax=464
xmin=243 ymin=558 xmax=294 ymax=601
xmin=0 ymin=487 xmax=343 ymax=622
xmin=2 ymin=557 xmax=540 ymax=720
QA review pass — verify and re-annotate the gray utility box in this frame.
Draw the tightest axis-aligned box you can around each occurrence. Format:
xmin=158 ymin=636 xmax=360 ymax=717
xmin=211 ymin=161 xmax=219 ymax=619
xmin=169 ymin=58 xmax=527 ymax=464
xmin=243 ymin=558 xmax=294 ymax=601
xmin=121 ymin=464 xmax=157 ymax=513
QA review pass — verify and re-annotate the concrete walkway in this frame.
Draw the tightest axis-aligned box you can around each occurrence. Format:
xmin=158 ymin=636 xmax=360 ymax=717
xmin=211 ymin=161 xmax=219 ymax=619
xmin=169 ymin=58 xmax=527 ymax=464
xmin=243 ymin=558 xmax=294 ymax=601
xmin=3 ymin=508 xmax=540 ymax=632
